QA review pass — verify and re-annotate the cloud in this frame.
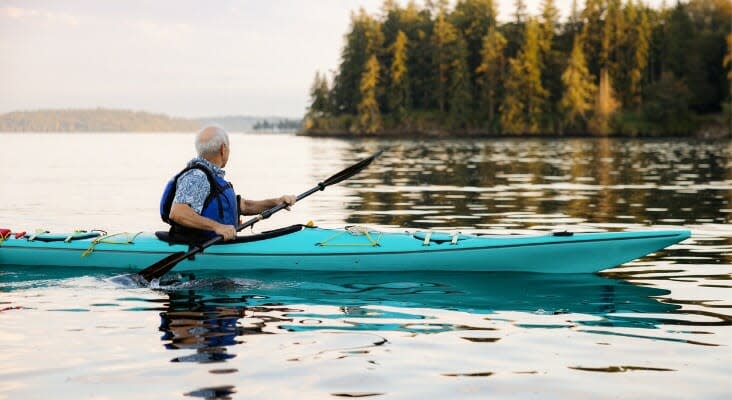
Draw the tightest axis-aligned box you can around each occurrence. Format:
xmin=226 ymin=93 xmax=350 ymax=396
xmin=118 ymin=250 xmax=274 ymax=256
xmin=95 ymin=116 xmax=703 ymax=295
xmin=0 ymin=6 xmax=80 ymax=26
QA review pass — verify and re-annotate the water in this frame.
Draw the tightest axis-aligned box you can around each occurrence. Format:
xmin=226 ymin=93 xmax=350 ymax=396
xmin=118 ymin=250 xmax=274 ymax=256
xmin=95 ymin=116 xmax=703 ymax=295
xmin=1 ymin=133 xmax=731 ymax=399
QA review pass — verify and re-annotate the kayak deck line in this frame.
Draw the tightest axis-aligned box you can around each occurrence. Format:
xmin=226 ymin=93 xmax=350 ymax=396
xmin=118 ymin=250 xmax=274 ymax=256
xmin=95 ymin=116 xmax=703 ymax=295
xmin=0 ymin=231 xmax=685 ymax=256
xmin=0 ymin=226 xmax=691 ymax=274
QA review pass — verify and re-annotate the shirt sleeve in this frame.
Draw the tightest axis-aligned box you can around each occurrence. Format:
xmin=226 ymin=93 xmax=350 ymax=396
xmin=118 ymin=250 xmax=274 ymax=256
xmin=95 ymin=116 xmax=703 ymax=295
xmin=172 ymin=169 xmax=210 ymax=214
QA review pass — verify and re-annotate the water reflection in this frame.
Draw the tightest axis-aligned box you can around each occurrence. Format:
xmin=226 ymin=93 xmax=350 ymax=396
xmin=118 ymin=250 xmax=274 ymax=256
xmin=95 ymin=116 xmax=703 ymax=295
xmin=337 ymin=139 xmax=732 ymax=230
xmin=155 ymin=271 xmax=678 ymax=342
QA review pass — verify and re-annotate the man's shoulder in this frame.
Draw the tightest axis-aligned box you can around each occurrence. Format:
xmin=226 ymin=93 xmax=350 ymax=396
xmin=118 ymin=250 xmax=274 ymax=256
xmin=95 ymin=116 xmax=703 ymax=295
xmin=177 ymin=168 xmax=211 ymax=186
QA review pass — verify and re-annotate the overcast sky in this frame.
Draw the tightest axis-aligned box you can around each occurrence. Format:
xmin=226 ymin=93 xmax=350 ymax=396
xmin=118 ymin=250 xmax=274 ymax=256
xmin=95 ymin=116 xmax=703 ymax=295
xmin=0 ymin=0 xmax=664 ymax=118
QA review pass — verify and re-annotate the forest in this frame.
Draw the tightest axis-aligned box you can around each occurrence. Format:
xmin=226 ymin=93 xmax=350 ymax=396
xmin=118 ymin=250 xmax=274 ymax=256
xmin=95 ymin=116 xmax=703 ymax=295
xmin=304 ymin=0 xmax=732 ymax=136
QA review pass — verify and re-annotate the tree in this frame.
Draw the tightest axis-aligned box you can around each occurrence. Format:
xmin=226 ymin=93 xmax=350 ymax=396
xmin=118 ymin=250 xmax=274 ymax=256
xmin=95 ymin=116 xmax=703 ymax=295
xmin=475 ymin=26 xmax=507 ymax=126
xmin=620 ymin=2 xmax=651 ymax=108
xmin=581 ymin=0 xmax=605 ymax=76
xmin=725 ymin=33 xmax=732 ymax=97
xmin=356 ymin=55 xmax=383 ymax=133
xmin=331 ymin=9 xmax=384 ymax=115
xmin=306 ymin=71 xmax=330 ymax=118
xmin=501 ymin=19 xmax=548 ymax=134
xmin=451 ymin=0 xmax=498 ymax=105
xmin=539 ymin=0 xmax=559 ymax=54
xmin=589 ymin=68 xmax=620 ymax=135
xmin=539 ymin=0 xmax=561 ymax=131
xmin=560 ymin=36 xmax=597 ymax=132
xmin=449 ymin=34 xmax=472 ymax=124
xmin=642 ymin=72 xmax=691 ymax=134
xmin=432 ymin=12 xmax=460 ymax=113
xmin=388 ymin=30 xmax=411 ymax=117
xmin=513 ymin=0 xmax=527 ymax=24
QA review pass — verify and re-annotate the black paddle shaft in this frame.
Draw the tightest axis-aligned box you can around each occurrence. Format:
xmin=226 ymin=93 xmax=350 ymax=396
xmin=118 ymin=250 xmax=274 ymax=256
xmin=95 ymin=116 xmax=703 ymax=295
xmin=136 ymin=150 xmax=383 ymax=282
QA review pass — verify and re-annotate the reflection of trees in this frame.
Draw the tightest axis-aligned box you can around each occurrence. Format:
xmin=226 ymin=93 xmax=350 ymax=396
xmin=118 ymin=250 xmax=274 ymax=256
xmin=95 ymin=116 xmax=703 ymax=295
xmin=335 ymin=139 xmax=729 ymax=231
xmin=596 ymin=138 xmax=618 ymax=220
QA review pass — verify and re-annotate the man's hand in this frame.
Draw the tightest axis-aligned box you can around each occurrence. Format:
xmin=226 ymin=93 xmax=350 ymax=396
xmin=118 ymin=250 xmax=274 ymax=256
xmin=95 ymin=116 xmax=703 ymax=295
xmin=213 ymin=223 xmax=237 ymax=241
xmin=279 ymin=194 xmax=297 ymax=211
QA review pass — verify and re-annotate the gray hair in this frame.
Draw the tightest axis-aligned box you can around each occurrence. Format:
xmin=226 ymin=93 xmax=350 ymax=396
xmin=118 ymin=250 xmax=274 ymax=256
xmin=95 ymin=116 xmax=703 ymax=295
xmin=195 ymin=125 xmax=229 ymax=157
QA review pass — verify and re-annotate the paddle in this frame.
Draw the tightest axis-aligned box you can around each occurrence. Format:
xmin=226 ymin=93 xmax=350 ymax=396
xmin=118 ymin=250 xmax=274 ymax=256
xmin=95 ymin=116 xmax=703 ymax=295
xmin=135 ymin=149 xmax=384 ymax=283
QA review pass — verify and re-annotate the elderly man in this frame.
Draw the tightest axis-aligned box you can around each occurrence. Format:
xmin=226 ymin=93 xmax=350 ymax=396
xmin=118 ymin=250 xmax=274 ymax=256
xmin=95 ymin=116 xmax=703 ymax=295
xmin=160 ymin=126 xmax=296 ymax=243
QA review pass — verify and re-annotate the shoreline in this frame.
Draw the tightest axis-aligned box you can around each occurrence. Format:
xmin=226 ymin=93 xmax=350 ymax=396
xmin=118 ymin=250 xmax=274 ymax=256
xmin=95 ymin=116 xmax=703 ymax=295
xmin=298 ymin=127 xmax=732 ymax=140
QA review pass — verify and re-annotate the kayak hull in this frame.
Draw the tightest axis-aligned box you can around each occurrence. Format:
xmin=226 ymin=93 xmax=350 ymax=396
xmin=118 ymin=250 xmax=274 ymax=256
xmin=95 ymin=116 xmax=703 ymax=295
xmin=0 ymin=227 xmax=690 ymax=274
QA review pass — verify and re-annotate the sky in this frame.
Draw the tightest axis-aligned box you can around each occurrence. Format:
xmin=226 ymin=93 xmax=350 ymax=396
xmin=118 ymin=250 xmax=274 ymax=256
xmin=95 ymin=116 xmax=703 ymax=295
xmin=0 ymin=0 xmax=665 ymax=118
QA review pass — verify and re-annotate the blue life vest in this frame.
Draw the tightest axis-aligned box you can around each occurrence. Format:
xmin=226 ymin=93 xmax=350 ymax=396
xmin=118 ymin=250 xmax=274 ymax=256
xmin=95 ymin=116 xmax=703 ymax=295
xmin=160 ymin=164 xmax=239 ymax=242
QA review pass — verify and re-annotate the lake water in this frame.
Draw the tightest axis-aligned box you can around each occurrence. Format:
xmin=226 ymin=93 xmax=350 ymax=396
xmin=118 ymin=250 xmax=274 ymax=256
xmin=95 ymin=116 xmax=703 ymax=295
xmin=1 ymin=133 xmax=731 ymax=399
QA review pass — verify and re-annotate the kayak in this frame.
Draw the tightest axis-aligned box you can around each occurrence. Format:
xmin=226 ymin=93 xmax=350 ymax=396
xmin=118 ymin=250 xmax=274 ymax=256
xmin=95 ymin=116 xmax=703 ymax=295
xmin=0 ymin=225 xmax=690 ymax=274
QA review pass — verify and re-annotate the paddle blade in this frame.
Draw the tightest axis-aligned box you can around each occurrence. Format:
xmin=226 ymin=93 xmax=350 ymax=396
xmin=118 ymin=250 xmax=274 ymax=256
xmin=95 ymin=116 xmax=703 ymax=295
xmin=322 ymin=149 xmax=384 ymax=187
xmin=136 ymin=251 xmax=188 ymax=283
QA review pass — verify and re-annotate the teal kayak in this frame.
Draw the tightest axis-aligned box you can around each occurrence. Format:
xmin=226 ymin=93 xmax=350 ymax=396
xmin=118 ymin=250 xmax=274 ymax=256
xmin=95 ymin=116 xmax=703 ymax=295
xmin=0 ymin=225 xmax=690 ymax=274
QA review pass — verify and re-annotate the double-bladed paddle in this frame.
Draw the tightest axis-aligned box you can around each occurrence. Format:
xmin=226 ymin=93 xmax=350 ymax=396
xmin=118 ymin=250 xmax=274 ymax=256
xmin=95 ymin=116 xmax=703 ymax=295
xmin=135 ymin=149 xmax=384 ymax=283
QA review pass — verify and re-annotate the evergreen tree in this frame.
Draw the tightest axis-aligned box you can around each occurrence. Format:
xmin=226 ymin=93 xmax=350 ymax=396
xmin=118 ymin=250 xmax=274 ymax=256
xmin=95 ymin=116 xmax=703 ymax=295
xmin=432 ymin=12 xmax=459 ymax=113
xmin=356 ymin=55 xmax=382 ymax=133
xmin=581 ymin=0 xmax=605 ymax=76
xmin=604 ymin=0 xmax=625 ymax=80
xmin=589 ymin=68 xmax=620 ymax=135
xmin=725 ymin=33 xmax=732 ymax=97
xmin=305 ymin=72 xmax=330 ymax=128
xmin=665 ymin=2 xmax=693 ymax=80
xmin=388 ymin=30 xmax=411 ymax=117
xmin=501 ymin=19 xmax=548 ymax=134
xmin=567 ymin=0 xmax=581 ymax=37
xmin=331 ymin=9 xmax=383 ymax=115
xmin=539 ymin=0 xmax=561 ymax=132
xmin=539 ymin=0 xmax=559 ymax=54
xmin=560 ymin=37 xmax=597 ymax=132
xmin=618 ymin=1 xmax=651 ymax=108
xmin=476 ymin=26 xmax=507 ymax=126
xmin=449 ymin=34 xmax=472 ymax=124
xmin=514 ymin=0 xmax=527 ymax=24
xmin=451 ymin=0 xmax=498 ymax=107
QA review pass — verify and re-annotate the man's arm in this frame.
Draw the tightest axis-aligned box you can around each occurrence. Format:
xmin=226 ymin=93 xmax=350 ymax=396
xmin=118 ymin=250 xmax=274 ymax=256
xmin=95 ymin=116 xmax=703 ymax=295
xmin=240 ymin=195 xmax=296 ymax=216
xmin=169 ymin=203 xmax=236 ymax=240
xmin=169 ymin=169 xmax=236 ymax=240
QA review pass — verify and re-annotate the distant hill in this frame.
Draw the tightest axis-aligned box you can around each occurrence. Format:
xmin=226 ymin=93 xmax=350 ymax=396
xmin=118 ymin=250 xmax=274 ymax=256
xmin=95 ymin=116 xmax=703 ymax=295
xmin=0 ymin=108 xmax=200 ymax=132
xmin=0 ymin=109 xmax=300 ymax=133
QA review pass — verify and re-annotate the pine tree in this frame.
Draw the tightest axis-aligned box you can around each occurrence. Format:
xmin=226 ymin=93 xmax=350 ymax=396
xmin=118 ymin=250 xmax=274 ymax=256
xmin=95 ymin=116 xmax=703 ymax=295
xmin=388 ymin=30 xmax=411 ymax=118
xmin=604 ymin=0 xmax=626 ymax=86
xmin=567 ymin=0 xmax=581 ymax=37
xmin=620 ymin=1 xmax=650 ymax=108
xmin=476 ymin=26 xmax=507 ymax=126
xmin=432 ymin=12 xmax=459 ymax=113
xmin=581 ymin=0 xmax=605 ymax=77
xmin=514 ymin=0 xmax=527 ymax=24
xmin=449 ymin=34 xmax=472 ymax=124
xmin=500 ymin=19 xmax=548 ymax=134
xmin=356 ymin=55 xmax=382 ymax=133
xmin=725 ymin=33 xmax=732 ymax=97
xmin=306 ymin=71 xmax=330 ymax=120
xmin=589 ymin=68 xmax=620 ymax=135
xmin=560 ymin=37 xmax=597 ymax=132
xmin=331 ymin=9 xmax=383 ymax=115
xmin=451 ymin=0 xmax=498 ymax=106
xmin=539 ymin=0 xmax=559 ymax=54
xmin=539 ymin=0 xmax=561 ymax=132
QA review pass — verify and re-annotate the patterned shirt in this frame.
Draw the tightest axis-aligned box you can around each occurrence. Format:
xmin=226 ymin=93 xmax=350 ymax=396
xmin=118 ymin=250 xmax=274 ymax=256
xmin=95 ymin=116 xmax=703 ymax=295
xmin=172 ymin=157 xmax=227 ymax=214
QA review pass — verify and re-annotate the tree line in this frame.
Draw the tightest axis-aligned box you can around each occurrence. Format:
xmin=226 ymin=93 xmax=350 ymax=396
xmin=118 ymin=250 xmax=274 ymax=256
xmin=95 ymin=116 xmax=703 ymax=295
xmin=0 ymin=109 xmax=200 ymax=132
xmin=253 ymin=119 xmax=303 ymax=131
xmin=305 ymin=0 xmax=732 ymax=136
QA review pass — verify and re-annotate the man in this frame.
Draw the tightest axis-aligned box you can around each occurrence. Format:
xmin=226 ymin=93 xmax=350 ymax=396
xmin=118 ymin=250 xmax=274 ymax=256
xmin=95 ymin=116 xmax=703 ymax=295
xmin=160 ymin=125 xmax=296 ymax=242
